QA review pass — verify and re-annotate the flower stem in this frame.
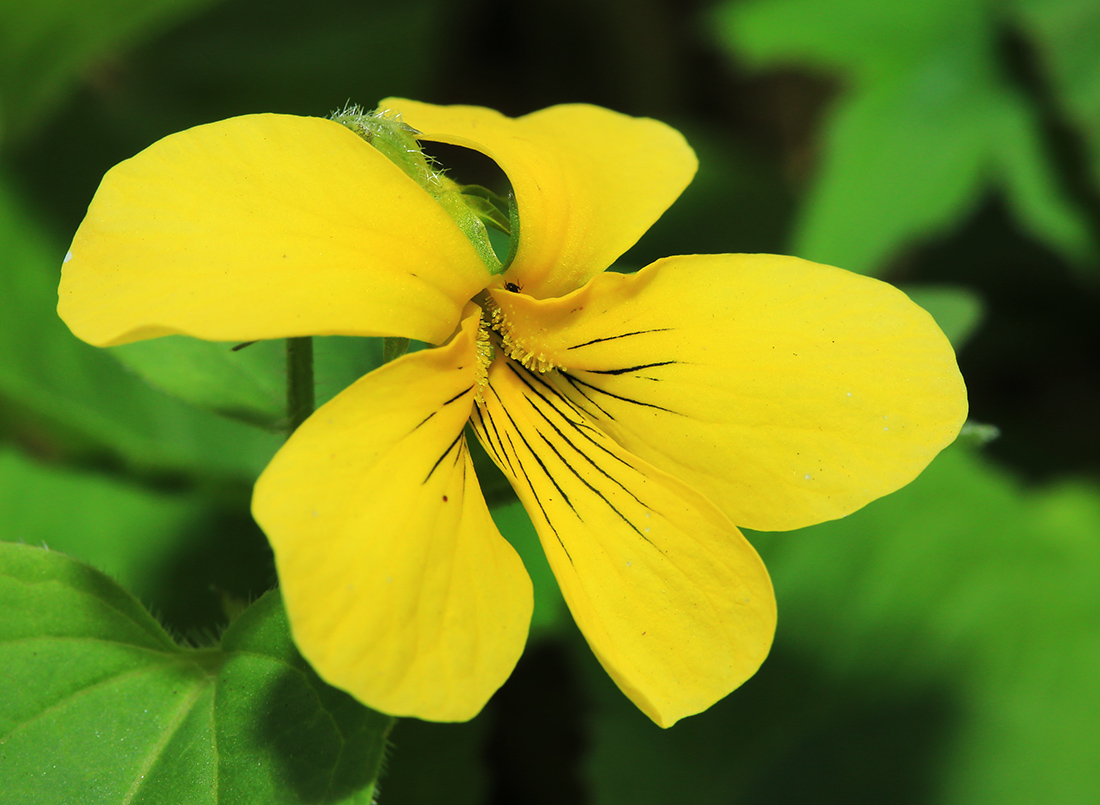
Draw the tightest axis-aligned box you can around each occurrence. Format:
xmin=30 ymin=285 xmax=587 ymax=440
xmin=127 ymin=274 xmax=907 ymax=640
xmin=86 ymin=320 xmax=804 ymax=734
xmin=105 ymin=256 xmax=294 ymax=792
xmin=286 ymin=336 xmax=314 ymax=434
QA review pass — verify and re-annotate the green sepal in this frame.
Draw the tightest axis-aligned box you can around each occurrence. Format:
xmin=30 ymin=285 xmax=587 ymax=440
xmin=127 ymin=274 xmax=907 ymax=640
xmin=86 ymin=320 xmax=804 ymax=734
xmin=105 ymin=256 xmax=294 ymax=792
xmin=456 ymin=184 xmax=512 ymax=234
xmin=330 ymin=103 xmax=434 ymax=186
xmin=332 ymin=104 xmax=506 ymax=275
xmin=432 ymin=188 xmax=504 ymax=274
xmin=0 ymin=543 xmax=395 ymax=804
xmin=501 ymin=191 xmax=522 ymax=272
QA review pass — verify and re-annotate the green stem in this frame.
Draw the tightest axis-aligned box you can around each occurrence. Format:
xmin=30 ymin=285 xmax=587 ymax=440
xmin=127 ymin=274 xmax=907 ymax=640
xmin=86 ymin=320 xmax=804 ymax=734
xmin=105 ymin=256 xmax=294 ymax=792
xmin=286 ymin=337 xmax=315 ymax=434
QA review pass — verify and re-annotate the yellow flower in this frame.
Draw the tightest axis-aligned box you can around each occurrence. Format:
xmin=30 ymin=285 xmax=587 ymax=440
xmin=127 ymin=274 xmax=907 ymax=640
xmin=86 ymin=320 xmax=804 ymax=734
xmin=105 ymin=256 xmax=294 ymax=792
xmin=58 ymin=99 xmax=967 ymax=728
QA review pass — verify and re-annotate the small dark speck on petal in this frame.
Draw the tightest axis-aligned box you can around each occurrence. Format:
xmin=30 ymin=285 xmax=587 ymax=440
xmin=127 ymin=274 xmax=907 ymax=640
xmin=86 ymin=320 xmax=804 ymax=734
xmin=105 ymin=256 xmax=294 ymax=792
xmin=442 ymin=495 xmax=449 ymax=502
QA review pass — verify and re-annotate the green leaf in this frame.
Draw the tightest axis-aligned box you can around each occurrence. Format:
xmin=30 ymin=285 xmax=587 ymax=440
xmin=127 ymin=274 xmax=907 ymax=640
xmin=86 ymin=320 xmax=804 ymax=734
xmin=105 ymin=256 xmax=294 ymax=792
xmin=0 ymin=448 xmax=275 ymax=636
xmin=714 ymin=0 xmax=1093 ymax=275
xmin=0 ymin=177 xmax=281 ymax=480
xmin=109 ymin=335 xmax=384 ymax=431
xmin=109 ymin=337 xmax=287 ymax=429
xmin=757 ymin=446 xmax=1100 ymax=802
xmin=900 ymin=284 xmax=984 ymax=349
xmin=215 ymin=593 xmax=395 ymax=803
xmin=1013 ymin=0 xmax=1100 ymax=189
xmin=994 ymin=92 xmax=1099 ymax=268
xmin=0 ymin=447 xmax=204 ymax=602
xmin=0 ymin=544 xmax=394 ymax=804
xmin=0 ymin=0 xmax=226 ymax=146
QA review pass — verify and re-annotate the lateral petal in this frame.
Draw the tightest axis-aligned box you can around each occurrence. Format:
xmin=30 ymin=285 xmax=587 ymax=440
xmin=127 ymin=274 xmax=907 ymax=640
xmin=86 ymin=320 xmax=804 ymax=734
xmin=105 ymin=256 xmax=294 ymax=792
xmin=59 ymin=114 xmax=490 ymax=347
xmin=472 ymin=357 xmax=775 ymax=727
xmin=490 ymin=253 xmax=968 ymax=532
xmin=252 ymin=313 xmax=532 ymax=721
xmin=381 ymin=98 xmax=697 ymax=299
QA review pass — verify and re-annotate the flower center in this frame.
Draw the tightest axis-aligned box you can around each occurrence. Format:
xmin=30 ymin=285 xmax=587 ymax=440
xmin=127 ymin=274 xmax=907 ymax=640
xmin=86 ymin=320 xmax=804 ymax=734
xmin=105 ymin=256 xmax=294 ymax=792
xmin=473 ymin=290 xmax=564 ymax=380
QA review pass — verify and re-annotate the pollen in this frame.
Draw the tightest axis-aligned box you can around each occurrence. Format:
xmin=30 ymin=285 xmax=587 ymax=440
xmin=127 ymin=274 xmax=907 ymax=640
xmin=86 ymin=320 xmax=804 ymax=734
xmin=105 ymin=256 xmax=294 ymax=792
xmin=474 ymin=316 xmax=494 ymax=400
xmin=489 ymin=306 xmax=563 ymax=374
xmin=472 ymin=290 xmax=565 ymax=375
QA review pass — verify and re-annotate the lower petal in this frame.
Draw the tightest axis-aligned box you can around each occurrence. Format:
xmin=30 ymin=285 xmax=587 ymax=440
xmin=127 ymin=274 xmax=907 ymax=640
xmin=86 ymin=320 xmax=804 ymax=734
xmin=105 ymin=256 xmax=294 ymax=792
xmin=472 ymin=357 xmax=775 ymax=727
xmin=252 ymin=314 xmax=532 ymax=721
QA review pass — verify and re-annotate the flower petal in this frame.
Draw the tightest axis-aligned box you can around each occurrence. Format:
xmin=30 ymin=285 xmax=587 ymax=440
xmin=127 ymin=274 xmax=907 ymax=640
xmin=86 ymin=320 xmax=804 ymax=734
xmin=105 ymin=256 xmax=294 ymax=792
xmin=59 ymin=114 xmax=491 ymax=347
xmin=252 ymin=313 xmax=532 ymax=721
xmin=472 ymin=356 xmax=775 ymax=727
xmin=381 ymin=98 xmax=697 ymax=299
xmin=489 ymin=253 xmax=968 ymax=532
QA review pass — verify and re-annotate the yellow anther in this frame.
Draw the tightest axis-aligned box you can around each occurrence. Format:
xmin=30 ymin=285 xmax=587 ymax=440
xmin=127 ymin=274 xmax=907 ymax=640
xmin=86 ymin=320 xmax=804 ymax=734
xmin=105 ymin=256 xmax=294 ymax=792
xmin=470 ymin=291 xmax=564 ymax=375
xmin=473 ymin=290 xmax=563 ymax=375
xmin=497 ymin=321 xmax=562 ymax=373
xmin=474 ymin=316 xmax=494 ymax=402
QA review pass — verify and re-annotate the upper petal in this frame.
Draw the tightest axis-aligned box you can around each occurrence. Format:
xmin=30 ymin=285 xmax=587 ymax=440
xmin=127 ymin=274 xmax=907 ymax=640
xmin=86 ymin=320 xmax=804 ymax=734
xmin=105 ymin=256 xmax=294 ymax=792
xmin=472 ymin=357 xmax=775 ymax=727
xmin=59 ymin=114 xmax=491 ymax=347
xmin=490 ymin=254 xmax=968 ymax=532
xmin=252 ymin=312 xmax=532 ymax=721
xmin=381 ymin=98 xmax=697 ymax=299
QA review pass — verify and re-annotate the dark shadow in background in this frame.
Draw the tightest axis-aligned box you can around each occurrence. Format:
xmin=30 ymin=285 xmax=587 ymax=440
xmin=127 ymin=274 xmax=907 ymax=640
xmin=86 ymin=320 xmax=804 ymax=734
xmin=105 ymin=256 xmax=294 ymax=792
xmin=486 ymin=640 xmax=590 ymax=805
xmin=579 ymin=642 xmax=962 ymax=805
xmin=149 ymin=505 xmax=276 ymax=640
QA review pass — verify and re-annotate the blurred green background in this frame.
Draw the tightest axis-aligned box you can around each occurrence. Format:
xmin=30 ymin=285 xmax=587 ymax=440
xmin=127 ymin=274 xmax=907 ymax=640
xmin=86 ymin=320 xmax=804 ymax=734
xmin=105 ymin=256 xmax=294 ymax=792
xmin=2 ymin=0 xmax=1099 ymax=802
